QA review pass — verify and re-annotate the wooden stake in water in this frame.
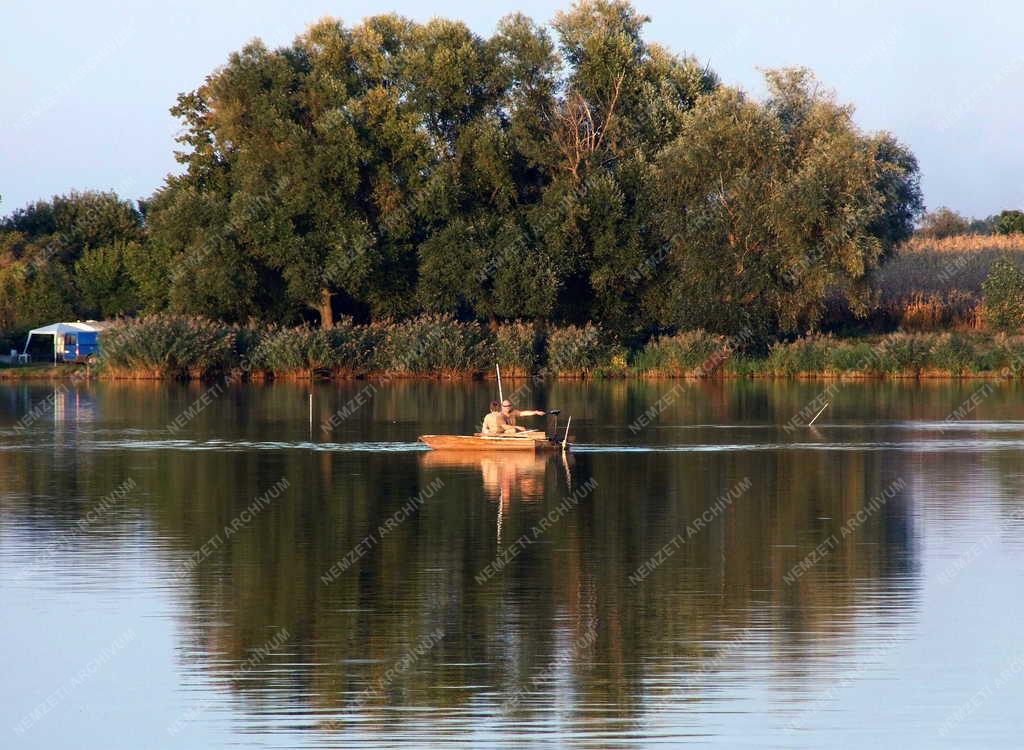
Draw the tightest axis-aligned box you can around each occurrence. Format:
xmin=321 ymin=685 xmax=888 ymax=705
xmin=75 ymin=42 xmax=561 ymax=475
xmin=309 ymin=393 xmax=313 ymax=439
xmin=563 ymin=415 xmax=572 ymax=452
xmin=808 ymin=401 xmax=830 ymax=427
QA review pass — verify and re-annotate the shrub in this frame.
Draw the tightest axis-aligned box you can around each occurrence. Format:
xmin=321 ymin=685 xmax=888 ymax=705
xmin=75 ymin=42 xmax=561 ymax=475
xmin=927 ymin=333 xmax=976 ymax=375
xmin=982 ymin=258 xmax=1024 ymax=332
xmin=99 ymin=315 xmax=238 ymax=378
xmin=827 ymin=340 xmax=878 ymax=373
xmin=494 ymin=321 xmax=540 ymax=377
xmin=764 ymin=336 xmax=833 ymax=375
xmin=875 ymin=333 xmax=933 ymax=375
xmin=635 ymin=330 xmax=732 ymax=376
xmin=324 ymin=318 xmax=376 ymax=377
xmin=0 ymin=326 xmax=29 ymax=355
xmin=982 ymin=334 xmax=1024 ymax=375
xmin=544 ymin=323 xmax=624 ymax=377
xmin=995 ymin=211 xmax=1024 ymax=235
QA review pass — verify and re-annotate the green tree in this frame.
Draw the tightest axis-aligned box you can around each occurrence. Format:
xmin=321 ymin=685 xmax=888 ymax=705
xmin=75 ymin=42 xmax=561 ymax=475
xmin=2 ymin=191 xmax=142 ymax=266
xmin=653 ymin=69 xmax=922 ymax=341
xmin=0 ymin=191 xmax=143 ymax=328
xmin=156 ymin=3 xmax=716 ymax=335
xmin=18 ymin=263 xmax=76 ymax=327
xmin=996 ymin=210 xmax=1024 ymax=235
xmin=3 ymin=2 xmax=925 ymax=347
xmin=982 ymin=258 xmax=1024 ymax=331
xmin=917 ymin=207 xmax=970 ymax=239
xmin=74 ymin=241 xmax=139 ymax=318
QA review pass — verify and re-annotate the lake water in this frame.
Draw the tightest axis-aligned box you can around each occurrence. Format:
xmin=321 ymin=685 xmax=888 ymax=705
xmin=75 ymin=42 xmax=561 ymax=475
xmin=2 ymin=379 xmax=1023 ymax=748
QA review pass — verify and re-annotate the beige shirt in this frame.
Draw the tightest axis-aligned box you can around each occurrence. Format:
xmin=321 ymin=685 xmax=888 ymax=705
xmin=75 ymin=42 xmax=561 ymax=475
xmin=482 ymin=412 xmax=507 ymax=435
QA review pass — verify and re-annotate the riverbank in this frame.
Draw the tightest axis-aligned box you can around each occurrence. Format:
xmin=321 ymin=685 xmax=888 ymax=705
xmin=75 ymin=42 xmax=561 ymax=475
xmin=0 ymin=363 xmax=87 ymax=381
xmin=9 ymin=315 xmax=1024 ymax=381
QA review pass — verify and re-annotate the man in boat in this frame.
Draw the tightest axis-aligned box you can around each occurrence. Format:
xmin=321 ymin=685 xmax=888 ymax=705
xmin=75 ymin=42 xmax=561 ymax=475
xmin=500 ymin=399 xmax=546 ymax=432
xmin=482 ymin=401 xmax=514 ymax=435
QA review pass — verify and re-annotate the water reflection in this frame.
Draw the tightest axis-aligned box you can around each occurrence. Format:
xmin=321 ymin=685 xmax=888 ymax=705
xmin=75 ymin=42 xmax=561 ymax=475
xmin=1 ymin=380 xmax=1023 ymax=748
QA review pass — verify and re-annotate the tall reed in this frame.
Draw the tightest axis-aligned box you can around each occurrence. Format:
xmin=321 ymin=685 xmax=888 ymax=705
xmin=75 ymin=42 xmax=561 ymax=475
xmin=544 ymin=323 xmax=626 ymax=378
xmin=634 ymin=330 xmax=732 ymax=376
xmin=99 ymin=316 xmax=238 ymax=379
xmin=493 ymin=321 xmax=540 ymax=378
xmin=875 ymin=233 xmax=1024 ymax=331
xmin=372 ymin=314 xmax=492 ymax=377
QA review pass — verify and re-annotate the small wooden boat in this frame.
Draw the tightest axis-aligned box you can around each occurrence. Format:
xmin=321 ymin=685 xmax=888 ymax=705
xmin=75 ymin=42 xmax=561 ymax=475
xmin=419 ymin=430 xmax=571 ymax=452
xmin=419 ymin=450 xmax=550 ymax=470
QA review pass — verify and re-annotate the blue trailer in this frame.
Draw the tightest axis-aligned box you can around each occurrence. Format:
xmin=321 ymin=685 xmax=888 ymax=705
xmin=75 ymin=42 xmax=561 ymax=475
xmin=62 ymin=331 xmax=100 ymax=362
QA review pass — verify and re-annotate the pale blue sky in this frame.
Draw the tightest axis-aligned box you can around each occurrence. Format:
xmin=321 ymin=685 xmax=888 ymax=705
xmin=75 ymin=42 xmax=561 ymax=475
xmin=2 ymin=0 xmax=1022 ymax=218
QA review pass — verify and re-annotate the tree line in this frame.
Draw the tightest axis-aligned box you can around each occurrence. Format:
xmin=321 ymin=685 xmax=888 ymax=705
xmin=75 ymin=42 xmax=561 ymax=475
xmin=2 ymin=0 xmax=929 ymax=348
xmin=915 ymin=207 xmax=1024 ymax=240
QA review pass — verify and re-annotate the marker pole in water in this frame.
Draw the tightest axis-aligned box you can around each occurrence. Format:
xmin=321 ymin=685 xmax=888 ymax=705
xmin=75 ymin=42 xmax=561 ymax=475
xmin=496 ymin=364 xmax=503 ymax=403
xmin=309 ymin=393 xmax=313 ymax=439
xmin=808 ymin=401 xmax=830 ymax=427
xmin=563 ymin=416 xmax=572 ymax=452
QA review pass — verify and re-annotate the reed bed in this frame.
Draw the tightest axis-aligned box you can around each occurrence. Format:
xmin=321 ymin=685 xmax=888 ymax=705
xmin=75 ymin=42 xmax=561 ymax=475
xmin=899 ymin=233 xmax=1024 ymax=253
xmin=875 ymin=233 xmax=1024 ymax=330
xmin=634 ymin=330 xmax=733 ymax=376
xmin=100 ymin=316 xmax=239 ymax=379
xmin=493 ymin=321 xmax=540 ymax=378
xmin=245 ymin=321 xmax=375 ymax=379
xmin=372 ymin=314 xmax=492 ymax=377
xmin=89 ymin=315 xmax=1024 ymax=380
xmin=544 ymin=323 xmax=627 ymax=378
xmin=756 ymin=332 xmax=1024 ymax=377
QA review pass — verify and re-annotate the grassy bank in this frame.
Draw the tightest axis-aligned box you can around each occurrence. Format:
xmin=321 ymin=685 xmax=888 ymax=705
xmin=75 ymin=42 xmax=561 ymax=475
xmin=7 ymin=316 xmax=1024 ymax=381
xmin=0 ymin=363 xmax=87 ymax=380
xmin=745 ymin=333 xmax=1024 ymax=378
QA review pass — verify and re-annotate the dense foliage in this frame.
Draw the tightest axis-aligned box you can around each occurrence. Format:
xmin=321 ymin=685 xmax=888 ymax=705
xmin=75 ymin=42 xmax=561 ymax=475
xmin=996 ymin=210 xmax=1024 ymax=236
xmin=652 ymin=70 xmax=922 ymax=339
xmin=0 ymin=192 xmax=144 ymax=337
xmin=982 ymin=259 xmax=1024 ymax=332
xmin=2 ymin=1 xmax=940 ymax=351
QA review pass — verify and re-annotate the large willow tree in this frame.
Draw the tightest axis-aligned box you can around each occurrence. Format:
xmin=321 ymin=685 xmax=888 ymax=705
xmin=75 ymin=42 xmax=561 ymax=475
xmin=652 ymin=69 xmax=922 ymax=340
xmin=148 ymin=1 xmax=716 ymax=333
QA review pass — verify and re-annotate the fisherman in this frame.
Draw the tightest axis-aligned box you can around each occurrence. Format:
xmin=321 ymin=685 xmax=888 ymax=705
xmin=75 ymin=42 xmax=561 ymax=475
xmin=501 ymin=399 xmax=546 ymax=432
xmin=481 ymin=401 xmax=510 ymax=435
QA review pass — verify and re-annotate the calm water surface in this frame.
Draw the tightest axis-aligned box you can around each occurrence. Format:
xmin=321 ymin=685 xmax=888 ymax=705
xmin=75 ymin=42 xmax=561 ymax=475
xmin=1 ymin=379 xmax=1023 ymax=748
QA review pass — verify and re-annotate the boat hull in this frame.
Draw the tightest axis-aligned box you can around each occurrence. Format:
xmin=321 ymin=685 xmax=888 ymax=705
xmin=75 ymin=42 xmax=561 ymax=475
xmin=418 ymin=434 xmax=569 ymax=451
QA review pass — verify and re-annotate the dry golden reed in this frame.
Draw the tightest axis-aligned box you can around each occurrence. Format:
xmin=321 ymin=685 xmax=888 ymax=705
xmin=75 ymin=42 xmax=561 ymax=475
xmin=900 ymin=233 xmax=1024 ymax=254
xmin=875 ymin=234 xmax=1024 ymax=330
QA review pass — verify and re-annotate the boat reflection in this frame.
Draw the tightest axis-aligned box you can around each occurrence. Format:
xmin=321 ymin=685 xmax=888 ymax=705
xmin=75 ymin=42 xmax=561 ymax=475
xmin=419 ymin=450 xmax=576 ymax=543
xmin=419 ymin=450 xmax=573 ymax=504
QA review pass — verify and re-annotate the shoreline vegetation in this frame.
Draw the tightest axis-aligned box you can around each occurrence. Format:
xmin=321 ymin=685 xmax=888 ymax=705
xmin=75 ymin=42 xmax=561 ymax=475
xmin=2 ymin=2 xmax=927 ymax=359
xmin=5 ymin=314 xmax=1024 ymax=382
xmin=3 ymin=2 xmax=1024 ymax=379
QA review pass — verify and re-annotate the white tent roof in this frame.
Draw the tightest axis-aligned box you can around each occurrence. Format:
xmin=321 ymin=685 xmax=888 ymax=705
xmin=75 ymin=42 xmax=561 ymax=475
xmin=22 ymin=320 xmax=110 ymax=358
xmin=26 ymin=321 xmax=108 ymax=336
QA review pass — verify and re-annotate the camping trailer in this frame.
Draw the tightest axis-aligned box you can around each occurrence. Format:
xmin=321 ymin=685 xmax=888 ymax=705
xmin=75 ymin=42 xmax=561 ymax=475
xmin=21 ymin=321 xmax=110 ymax=363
